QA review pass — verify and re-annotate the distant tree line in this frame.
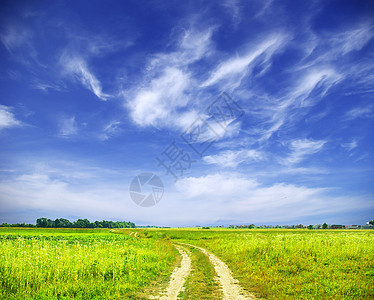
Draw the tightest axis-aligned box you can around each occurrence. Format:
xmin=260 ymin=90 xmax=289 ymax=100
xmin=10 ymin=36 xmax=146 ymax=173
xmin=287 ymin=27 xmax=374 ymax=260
xmin=0 ymin=222 xmax=35 ymax=227
xmin=227 ymin=221 xmax=374 ymax=229
xmin=0 ymin=218 xmax=135 ymax=228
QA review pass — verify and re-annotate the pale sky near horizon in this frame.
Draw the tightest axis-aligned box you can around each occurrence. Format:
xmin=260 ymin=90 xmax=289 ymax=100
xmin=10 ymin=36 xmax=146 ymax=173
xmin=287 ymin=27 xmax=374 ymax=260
xmin=0 ymin=0 xmax=373 ymax=226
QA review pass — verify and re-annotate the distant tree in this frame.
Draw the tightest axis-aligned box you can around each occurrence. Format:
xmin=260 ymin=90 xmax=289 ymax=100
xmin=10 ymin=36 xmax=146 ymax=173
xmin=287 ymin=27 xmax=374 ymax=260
xmin=74 ymin=219 xmax=91 ymax=228
xmin=308 ymin=225 xmax=313 ymax=230
xmin=36 ymin=218 xmax=48 ymax=227
xmin=46 ymin=219 xmax=54 ymax=228
xmin=322 ymin=222 xmax=328 ymax=229
xmin=369 ymin=220 xmax=374 ymax=225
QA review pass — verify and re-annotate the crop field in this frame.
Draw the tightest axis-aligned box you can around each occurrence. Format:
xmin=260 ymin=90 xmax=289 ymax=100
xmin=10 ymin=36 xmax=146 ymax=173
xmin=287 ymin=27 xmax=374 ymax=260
xmin=0 ymin=228 xmax=373 ymax=299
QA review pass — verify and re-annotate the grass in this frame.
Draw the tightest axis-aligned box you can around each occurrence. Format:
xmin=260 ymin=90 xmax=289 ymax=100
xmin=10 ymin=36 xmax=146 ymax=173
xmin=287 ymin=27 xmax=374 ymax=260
xmin=1 ymin=227 xmax=373 ymax=299
xmin=0 ymin=228 xmax=177 ymax=300
xmin=178 ymin=245 xmax=222 ymax=299
xmin=161 ymin=228 xmax=374 ymax=299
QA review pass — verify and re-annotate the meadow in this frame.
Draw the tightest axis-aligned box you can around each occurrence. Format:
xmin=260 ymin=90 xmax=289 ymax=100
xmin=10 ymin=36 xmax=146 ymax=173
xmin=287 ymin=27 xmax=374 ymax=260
xmin=162 ymin=228 xmax=374 ymax=299
xmin=0 ymin=228 xmax=177 ymax=299
xmin=1 ymin=227 xmax=373 ymax=299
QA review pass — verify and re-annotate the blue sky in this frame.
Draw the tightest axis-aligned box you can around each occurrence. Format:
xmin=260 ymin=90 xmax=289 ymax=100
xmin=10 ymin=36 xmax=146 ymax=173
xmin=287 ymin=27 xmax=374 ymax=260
xmin=0 ymin=0 xmax=373 ymax=226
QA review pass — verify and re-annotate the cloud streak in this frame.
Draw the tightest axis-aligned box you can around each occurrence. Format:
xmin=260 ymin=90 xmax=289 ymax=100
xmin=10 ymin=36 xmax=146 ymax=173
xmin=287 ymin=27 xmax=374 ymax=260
xmin=60 ymin=54 xmax=110 ymax=100
xmin=201 ymin=34 xmax=288 ymax=89
xmin=58 ymin=116 xmax=78 ymax=137
xmin=203 ymin=149 xmax=264 ymax=168
xmin=0 ymin=105 xmax=22 ymax=130
xmin=281 ymin=139 xmax=326 ymax=165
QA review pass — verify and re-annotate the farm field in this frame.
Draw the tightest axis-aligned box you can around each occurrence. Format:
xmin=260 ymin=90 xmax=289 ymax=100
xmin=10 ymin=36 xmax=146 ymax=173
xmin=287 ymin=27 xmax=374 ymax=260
xmin=0 ymin=228 xmax=373 ymax=299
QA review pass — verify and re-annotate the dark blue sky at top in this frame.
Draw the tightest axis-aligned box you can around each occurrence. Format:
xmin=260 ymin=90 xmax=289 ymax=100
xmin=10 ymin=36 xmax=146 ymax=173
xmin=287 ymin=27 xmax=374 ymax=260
xmin=0 ymin=0 xmax=373 ymax=226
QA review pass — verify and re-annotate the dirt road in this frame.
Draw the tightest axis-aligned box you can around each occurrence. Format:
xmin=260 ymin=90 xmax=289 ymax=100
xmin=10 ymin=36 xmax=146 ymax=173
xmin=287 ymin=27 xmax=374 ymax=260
xmin=178 ymin=243 xmax=256 ymax=300
xmin=159 ymin=245 xmax=191 ymax=300
xmin=156 ymin=243 xmax=256 ymax=299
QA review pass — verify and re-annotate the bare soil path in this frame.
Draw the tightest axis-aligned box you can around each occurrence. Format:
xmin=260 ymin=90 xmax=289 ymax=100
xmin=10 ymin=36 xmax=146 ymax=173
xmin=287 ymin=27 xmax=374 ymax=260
xmin=181 ymin=243 xmax=256 ymax=300
xmin=158 ymin=245 xmax=192 ymax=300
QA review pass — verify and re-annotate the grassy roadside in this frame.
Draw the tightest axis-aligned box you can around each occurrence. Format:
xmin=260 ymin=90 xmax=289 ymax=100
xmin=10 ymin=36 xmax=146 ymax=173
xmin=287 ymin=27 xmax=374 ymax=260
xmin=177 ymin=245 xmax=222 ymax=300
xmin=197 ymin=230 xmax=374 ymax=299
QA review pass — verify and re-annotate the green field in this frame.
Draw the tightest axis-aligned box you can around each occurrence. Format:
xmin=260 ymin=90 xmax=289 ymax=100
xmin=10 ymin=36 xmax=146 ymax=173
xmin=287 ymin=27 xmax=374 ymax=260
xmin=1 ymin=228 xmax=373 ymax=299
xmin=0 ymin=228 xmax=177 ymax=299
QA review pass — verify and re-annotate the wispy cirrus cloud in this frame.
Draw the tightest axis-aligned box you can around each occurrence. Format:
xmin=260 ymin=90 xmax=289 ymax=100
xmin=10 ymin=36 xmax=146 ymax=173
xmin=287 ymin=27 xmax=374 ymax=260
xmin=247 ymin=67 xmax=340 ymax=143
xmin=60 ymin=54 xmax=110 ymax=100
xmin=0 ymin=105 xmax=22 ymax=130
xmin=330 ymin=22 xmax=374 ymax=56
xmin=241 ymin=21 xmax=373 ymax=145
xmin=343 ymin=105 xmax=374 ymax=121
xmin=203 ymin=149 xmax=264 ymax=168
xmin=341 ymin=139 xmax=358 ymax=152
xmin=98 ymin=120 xmax=122 ymax=141
xmin=58 ymin=115 xmax=77 ymax=137
xmin=0 ymin=25 xmax=32 ymax=53
xmin=281 ymin=139 xmax=326 ymax=165
xmin=201 ymin=34 xmax=288 ymax=90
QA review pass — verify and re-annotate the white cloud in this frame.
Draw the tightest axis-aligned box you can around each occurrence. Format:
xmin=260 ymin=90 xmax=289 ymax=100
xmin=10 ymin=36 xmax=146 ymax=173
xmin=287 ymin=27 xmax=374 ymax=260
xmin=172 ymin=172 xmax=374 ymax=225
xmin=1 ymin=167 xmax=372 ymax=226
xmin=128 ymin=67 xmax=190 ymax=127
xmin=125 ymin=27 xmax=215 ymax=128
xmin=0 ymin=172 xmax=129 ymax=222
xmin=341 ymin=140 xmax=358 ymax=152
xmin=31 ymin=81 xmax=64 ymax=92
xmin=221 ymin=0 xmax=242 ymax=26
xmin=344 ymin=105 xmax=374 ymax=120
xmin=0 ymin=105 xmax=21 ymax=130
xmin=282 ymin=139 xmax=326 ymax=165
xmin=58 ymin=116 xmax=77 ymax=137
xmin=201 ymin=34 xmax=287 ymax=89
xmin=99 ymin=120 xmax=121 ymax=140
xmin=290 ymin=68 xmax=340 ymax=106
xmin=0 ymin=25 xmax=31 ymax=52
xmin=279 ymin=167 xmax=329 ymax=175
xmin=251 ymin=68 xmax=341 ymax=142
xmin=332 ymin=22 xmax=374 ymax=56
xmin=203 ymin=149 xmax=264 ymax=168
xmin=61 ymin=54 xmax=110 ymax=100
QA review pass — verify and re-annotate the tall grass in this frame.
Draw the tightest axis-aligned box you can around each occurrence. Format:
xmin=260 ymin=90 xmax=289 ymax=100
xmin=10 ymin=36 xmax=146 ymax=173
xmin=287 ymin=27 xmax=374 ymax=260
xmin=195 ymin=230 xmax=374 ymax=299
xmin=0 ymin=228 xmax=177 ymax=299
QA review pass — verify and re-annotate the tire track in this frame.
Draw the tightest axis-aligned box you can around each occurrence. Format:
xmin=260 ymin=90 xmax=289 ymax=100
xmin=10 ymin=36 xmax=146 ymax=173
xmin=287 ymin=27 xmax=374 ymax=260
xmin=180 ymin=243 xmax=256 ymax=300
xmin=158 ymin=245 xmax=191 ymax=300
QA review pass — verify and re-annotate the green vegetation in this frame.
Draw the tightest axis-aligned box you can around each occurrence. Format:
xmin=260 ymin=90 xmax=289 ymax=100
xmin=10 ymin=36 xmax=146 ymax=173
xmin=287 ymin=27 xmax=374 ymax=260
xmin=161 ymin=228 xmax=374 ymax=299
xmin=0 ymin=228 xmax=176 ymax=299
xmin=0 ymin=218 xmax=135 ymax=228
xmin=36 ymin=218 xmax=135 ymax=228
xmin=1 ymin=227 xmax=373 ymax=299
xmin=178 ymin=245 xmax=222 ymax=299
